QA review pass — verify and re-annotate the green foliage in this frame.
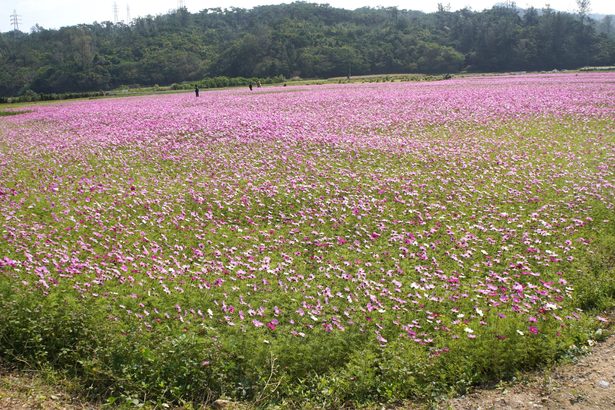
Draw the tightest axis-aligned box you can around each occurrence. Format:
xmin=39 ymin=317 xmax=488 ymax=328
xmin=0 ymin=256 xmax=608 ymax=407
xmin=1 ymin=90 xmax=107 ymax=104
xmin=568 ymin=201 xmax=615 ymax=311
xmin=1 ymin=3 xmax=614 ymax=97
xmin=0 ymin=110 xmax=30 ymax=116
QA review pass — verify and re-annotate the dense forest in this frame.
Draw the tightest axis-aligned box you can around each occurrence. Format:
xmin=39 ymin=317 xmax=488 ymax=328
xmin=1 ymin=2 xmax=614 ymax=97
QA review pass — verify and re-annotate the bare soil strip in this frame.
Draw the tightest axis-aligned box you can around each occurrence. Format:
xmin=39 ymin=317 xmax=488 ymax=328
xmin=0 ymin=369 xmax=95 ymax=410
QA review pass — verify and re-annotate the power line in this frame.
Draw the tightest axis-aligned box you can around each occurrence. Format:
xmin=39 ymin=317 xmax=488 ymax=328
xmin=10 ymin=9 xmax=21 ymax=31
xmin=113 ymin=2 xmax=119 ymax=23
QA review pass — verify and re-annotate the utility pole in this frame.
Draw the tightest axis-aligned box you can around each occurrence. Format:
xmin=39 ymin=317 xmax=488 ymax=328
xmin=113 ymin=2 xmax=119 ymax=23
xmin=10 ymin=9 xmax=21 ymax=31
xmin=126 ymin=4 xmax=131 ymax=23
xmin=178 ymin=0 xmax=186 ymax=10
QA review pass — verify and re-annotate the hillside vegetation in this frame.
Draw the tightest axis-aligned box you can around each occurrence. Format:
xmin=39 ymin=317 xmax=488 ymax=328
xmin=1 ymin=2 xmax=614 ymax=97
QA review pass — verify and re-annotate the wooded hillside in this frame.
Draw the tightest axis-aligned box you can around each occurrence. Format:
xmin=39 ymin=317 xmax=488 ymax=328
xmin=1 ymin=2 xmax=613 ymax=97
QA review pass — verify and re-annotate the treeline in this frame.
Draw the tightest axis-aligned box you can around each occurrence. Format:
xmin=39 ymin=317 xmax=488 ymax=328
xmin=0 ymin=76 xmax=288 ymax=103
xmin=0 ymin=2 xmax=614 ymax=97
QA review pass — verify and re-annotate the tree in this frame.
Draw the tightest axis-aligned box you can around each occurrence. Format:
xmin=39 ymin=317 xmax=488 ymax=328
xmin=598 ymin=15 xmax=613 ymax=39
xmin=576 ymin=0 xmax=591 ymax=23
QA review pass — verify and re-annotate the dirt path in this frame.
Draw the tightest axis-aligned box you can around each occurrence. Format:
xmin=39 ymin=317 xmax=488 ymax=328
xmin=442 ymin=332 xmax=615 ymax=409
xmin=0 ymin=369 xmax=95 ymax=410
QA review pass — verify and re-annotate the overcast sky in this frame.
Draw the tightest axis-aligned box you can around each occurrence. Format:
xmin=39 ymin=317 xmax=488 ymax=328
xmin=2 ymin=0 xmax=614 ymax=33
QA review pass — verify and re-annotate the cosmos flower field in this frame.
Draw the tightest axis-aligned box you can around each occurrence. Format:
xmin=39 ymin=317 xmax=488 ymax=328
xmin=0 ymin=73 xmax=614 ymax=406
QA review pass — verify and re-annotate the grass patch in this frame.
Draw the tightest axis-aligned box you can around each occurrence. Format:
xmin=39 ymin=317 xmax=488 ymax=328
xmin=0 ymin=110 xmax=31 ymax=116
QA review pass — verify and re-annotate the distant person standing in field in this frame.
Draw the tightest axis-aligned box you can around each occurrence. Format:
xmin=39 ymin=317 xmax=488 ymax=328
xmin=194 ymin=85 xmax=199 ymax=97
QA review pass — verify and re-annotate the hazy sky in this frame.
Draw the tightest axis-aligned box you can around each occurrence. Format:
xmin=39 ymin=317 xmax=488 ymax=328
xmin=2 ymin=0 xmax=614 ymax=33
